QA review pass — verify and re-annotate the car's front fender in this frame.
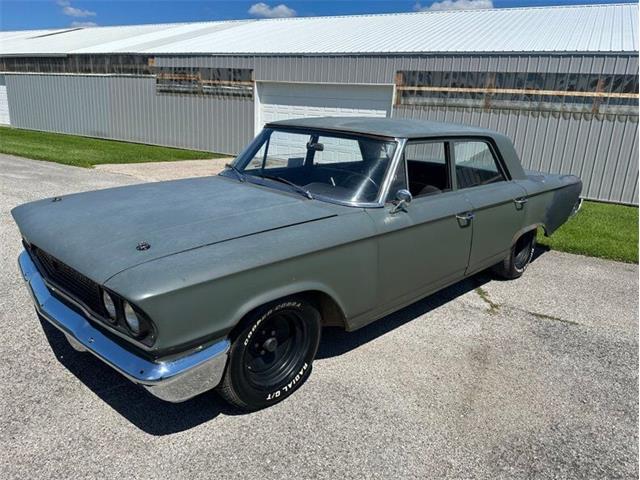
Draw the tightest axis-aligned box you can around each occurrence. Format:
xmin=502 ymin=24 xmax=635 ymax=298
xmin=105 ymin=211 xmax=378 ymax=354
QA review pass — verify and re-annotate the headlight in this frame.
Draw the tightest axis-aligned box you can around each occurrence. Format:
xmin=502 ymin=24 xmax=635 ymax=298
xmin=102 ymin=290 xmax=117 ymax=322
xmin=99 ymin=290 xmax=154 ymax=345
xmin=123 ymin=301 xmax=141 ymax=335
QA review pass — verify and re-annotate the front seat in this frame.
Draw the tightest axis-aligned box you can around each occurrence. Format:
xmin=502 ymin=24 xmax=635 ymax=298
xmin=418 ymin=185 xmax=442 ymax=197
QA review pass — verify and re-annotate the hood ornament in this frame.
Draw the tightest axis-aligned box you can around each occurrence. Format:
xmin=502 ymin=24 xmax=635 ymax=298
xmin=136 ymin=241 xmax=151 ymax=251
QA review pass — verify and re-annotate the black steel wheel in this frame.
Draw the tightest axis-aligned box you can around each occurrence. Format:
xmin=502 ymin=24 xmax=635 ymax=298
xmin=492 ymin=231 xmax=536 ymax=280
xmin=513 ymin=234 xmax=534 ymax=271
xmin=217 ymin=297 xmax=321 ymax=411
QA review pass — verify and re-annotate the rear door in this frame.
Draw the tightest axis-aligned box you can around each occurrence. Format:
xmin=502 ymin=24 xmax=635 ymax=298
xmin=452 ymin=140 xmax=528 ymax=274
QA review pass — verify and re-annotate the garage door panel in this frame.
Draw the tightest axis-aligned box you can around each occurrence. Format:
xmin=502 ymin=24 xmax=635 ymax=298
xmin=257 ymin=82 xmax=393 ymax=133
xmin=261 ymin=82 xmax=392 ymax=102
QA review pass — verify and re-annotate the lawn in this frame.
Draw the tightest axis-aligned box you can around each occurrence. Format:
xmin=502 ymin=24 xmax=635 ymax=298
xmin=538 ymin=200 xmax=638 ymax=264
xmin=0 ymin=127 xmax=221 ymax=167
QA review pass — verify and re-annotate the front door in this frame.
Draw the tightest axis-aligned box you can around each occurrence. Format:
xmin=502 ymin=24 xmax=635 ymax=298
xmin=368 ymin=140 xmax=473 ymax=312
xmin=451 ymin=140 xmax=528 ymax=273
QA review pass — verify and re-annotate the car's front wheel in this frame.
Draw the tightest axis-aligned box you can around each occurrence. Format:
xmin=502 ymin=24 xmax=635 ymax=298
xmin=217 ymin=297 xmax=321 ymax=411
xmin=492 ymin=231 xmax=536 ymax=280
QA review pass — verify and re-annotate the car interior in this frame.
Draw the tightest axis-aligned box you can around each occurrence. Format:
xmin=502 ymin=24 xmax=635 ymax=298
xmin=406 ymin=159 xmax=450 ymax=197
xmin=241 ymin=134 xmax=505 ymax=203
xmin=403 ymin=140 xmax=504 ymax=197
xmin=403 ymin=142 xmax=451 ymax=198
xmin=455 ymin=160 xmax=504 ymax=188
xmin=454 ymin=141 xmax=505 ymax=189
xmin=243 ymin=134 xmax=395 ymax=202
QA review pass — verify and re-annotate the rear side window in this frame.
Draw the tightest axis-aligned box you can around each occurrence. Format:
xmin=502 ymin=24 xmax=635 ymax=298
xmin=453 ymin=141 xmax=505 ymax=189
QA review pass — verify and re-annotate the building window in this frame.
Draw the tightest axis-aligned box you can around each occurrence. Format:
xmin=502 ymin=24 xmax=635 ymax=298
xmin=396 ymin=70 xmax=639 ymax=115
xmin=0 ymin=55 xmax=153 ymax=75
xmin=0 ymin=56 xmax=255 ymax=99
xmin=155 ymin=67 xmax=253 ymax=98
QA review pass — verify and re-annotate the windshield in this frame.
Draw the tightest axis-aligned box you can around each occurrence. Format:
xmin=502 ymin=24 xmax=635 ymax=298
xmin=228 ymin=128 xmax=398 ymax=204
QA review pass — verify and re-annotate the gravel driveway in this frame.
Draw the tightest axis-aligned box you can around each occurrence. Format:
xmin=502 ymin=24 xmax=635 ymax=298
xmin=1 ymin=154 xmax=638 ymax=479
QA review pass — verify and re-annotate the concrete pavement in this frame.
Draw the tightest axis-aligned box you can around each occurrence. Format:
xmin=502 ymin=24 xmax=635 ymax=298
xmin=1 ymin=154 xmax=637 ymax=479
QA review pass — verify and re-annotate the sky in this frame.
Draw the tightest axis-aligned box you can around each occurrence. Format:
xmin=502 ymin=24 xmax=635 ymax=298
xmin=0 ymin=0 xmax=634 ymax=31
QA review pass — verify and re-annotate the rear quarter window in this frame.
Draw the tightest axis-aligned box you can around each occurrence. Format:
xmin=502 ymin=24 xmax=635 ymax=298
xmin=453 ymin=141 xmax=505 ymax=189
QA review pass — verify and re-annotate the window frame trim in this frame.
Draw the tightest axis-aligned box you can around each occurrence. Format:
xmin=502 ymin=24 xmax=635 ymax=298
xmin=231 ymin=127 xmax=403 ymax=208
xmin=450 ymin=137 xmax=510 ymax=191
xmin=383 ymin=135 xmax=511 ymax=203
xmin=398 ymin=138 xmax=453 ymax=199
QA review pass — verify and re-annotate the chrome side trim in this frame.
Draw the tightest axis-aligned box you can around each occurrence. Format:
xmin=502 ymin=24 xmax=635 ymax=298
xmin=19 ymin=250 xmax=230 ymax=403
xmin=377 ymin=137 xmax=408 ymax=205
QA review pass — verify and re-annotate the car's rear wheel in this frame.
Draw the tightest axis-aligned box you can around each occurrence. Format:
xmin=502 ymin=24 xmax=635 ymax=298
xmin=217 ymin=297 xmax=321 ymax=411
xmin=492 ymin=231 xmax=536 ymax=280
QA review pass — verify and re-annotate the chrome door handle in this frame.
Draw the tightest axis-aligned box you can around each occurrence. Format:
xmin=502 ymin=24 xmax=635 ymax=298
xmin=456 ymin=212 xmax=475 ymax=221
xmin=514 ymin=197 xmax=528 ymax=206
xmin=456 ymin=211 xmax=474 ymax=227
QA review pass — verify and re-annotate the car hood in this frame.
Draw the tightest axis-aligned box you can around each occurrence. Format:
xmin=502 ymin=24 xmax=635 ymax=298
xmin=12 ymin=176 xmax=338 ymax=283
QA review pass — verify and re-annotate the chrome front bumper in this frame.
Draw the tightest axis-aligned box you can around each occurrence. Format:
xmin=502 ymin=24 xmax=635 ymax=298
xmin=18 ymin=250 xmax=230 ymax=403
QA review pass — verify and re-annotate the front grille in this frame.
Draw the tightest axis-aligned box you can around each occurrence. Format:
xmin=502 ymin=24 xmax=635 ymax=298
xmin=29 ymin=245 xmax=105 ymax=316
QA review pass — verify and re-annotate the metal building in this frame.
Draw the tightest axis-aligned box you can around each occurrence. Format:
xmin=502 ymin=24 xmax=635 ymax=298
xmin=0 ymin=3 xmax=638 ymax=204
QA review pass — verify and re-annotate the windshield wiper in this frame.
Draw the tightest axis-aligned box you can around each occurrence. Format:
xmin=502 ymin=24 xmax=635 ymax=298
xmin=225 ymin=163 xmax=246 ymax=182
xmin=256 ymin=174 xmax=314 ymax=200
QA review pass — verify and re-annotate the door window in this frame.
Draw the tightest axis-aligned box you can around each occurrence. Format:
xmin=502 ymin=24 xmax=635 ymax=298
xmin=403 ymin=141 xmax=451 ymax=197
xmin=453 ymin=141 xmax=505 ymax=189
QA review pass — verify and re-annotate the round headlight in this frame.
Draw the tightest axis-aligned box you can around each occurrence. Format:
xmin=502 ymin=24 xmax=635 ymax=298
xmin=102 ymin=290 xmax=117 ymax=322
xmin=123 ymin=301 xmax=141 ymax=335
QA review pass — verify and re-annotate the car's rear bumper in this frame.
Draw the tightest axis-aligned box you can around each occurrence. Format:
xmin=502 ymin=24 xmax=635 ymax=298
xmin=18 ymin=250 xmax=230 ymax=403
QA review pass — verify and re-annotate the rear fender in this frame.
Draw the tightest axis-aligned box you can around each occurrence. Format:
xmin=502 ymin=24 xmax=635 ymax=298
xmin=516 ymin=174 xmax=582 ymax=236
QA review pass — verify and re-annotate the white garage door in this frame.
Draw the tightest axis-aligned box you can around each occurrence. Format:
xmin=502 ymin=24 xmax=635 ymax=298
xmin=256 ymin=82 xmax=393 ymax=133
xmin=0 ymin=77 xmax=10 ymax=125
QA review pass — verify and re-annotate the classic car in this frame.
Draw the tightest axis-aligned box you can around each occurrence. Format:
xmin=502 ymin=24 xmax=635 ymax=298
xmin=13 ymin=117 xmax=582 ymax=411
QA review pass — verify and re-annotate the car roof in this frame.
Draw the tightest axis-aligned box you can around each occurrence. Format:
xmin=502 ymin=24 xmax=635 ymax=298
xmin=265 ymin=117 xmax=496 ymax=139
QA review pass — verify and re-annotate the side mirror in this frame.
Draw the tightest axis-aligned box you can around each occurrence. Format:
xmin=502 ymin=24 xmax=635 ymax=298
xmin=390 ymin=189 xmax=412 ymax=214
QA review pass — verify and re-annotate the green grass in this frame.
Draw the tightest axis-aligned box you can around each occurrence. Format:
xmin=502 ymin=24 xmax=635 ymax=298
xmin=538 ymin=201 xmax=638 ymax=263
xmin=0 ymin=126 xmax=222 ymax=167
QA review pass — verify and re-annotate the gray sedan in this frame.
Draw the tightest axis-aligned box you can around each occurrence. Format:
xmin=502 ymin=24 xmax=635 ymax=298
xmin=13 ymin=117 xmax=582 ymax=411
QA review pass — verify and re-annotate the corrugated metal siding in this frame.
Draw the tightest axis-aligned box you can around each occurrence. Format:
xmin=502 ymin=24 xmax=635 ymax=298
xmin=158 ymin=53 xmax=639 ymax=81
xmin=5 ymin=51 xmax=638 ymax=204
xmin=5 ymin=73 xmax=253 ymax=154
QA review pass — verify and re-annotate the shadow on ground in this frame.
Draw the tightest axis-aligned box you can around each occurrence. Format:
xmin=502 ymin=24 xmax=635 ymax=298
xmin=318 ymin=242 xmax=551 ymax=359
xmin=40 ymin=247 xmax=549 ymax=435
xmin=40 ymin=320 xmax=236 ymax=436
xmin=317 ymin=272 xmax=492 ymax=359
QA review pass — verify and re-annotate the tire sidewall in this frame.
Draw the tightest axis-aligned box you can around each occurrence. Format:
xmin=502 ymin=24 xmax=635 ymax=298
xmin=513 ymin=234 xmax=536 ymax=274
xmin=226 ymin=298 xmax=321 ymax=409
